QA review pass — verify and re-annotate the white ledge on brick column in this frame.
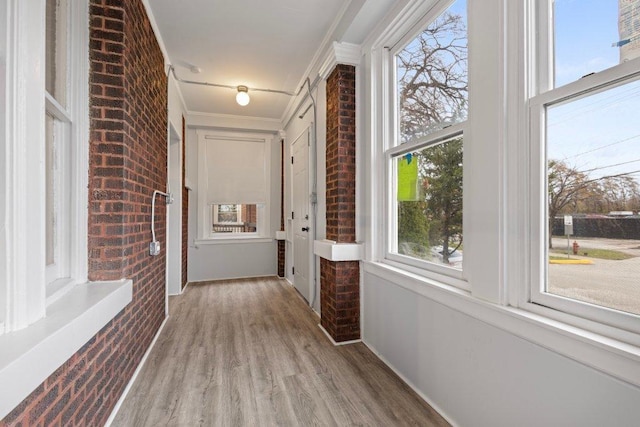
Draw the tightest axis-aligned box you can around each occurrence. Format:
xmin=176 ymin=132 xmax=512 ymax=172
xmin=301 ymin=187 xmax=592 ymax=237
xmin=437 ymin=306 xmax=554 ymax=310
xmin=275 ymin=231 xmax=287 ymax=240
xmin=314 ymin=239 xmax=364 ymax=262
xmin=318 ymin=41 xmax=362 ymax=80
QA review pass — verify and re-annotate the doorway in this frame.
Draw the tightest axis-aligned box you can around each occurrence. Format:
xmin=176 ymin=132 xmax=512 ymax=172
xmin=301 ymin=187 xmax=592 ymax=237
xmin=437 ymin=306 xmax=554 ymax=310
xmin=167 ymin=122 xmax=182 ymax=300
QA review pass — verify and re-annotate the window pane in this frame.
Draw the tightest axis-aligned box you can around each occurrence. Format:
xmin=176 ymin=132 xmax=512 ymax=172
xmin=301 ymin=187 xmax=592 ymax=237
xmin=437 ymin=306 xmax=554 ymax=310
xmin=553 ymin=0 xmax=637 ymax=88
xmin=46 ymin=0 xmax=67 ymax=106
xmin=396 ymin=0 xmax=467 ymax=144
xmin=394 ymin=136 xmax=463 ymax=269
xmin=46 ymin=113 xmax=55 ymax=266
xmin=212 ymin=204 xmax=259 ymax=233
xmin=546 ymin=78 xmax=640 ymax=315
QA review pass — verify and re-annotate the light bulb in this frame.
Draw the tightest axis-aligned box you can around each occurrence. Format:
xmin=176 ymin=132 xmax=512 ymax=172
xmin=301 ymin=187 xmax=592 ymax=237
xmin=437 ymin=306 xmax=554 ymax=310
xmin=236 ymin=86 xmax=250 ymax=106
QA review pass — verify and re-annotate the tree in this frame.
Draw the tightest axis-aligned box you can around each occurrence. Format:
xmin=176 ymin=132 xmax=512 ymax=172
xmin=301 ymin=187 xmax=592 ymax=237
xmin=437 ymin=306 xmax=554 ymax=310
xmin=548 ymin=159 xmax=640 ymax=248
xmin=420 ymin=138 xmax=463 ymax=263
xmin=395 ymin=8 xmax=467 ymax=263
xmin=397 ymin=10 xmax=467 ymax=144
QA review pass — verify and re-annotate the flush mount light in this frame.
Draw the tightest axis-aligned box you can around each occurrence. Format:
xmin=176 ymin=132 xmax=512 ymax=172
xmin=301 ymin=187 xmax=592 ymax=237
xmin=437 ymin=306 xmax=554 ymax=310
xmin=236 ymin=85 xmax=250 ymax=106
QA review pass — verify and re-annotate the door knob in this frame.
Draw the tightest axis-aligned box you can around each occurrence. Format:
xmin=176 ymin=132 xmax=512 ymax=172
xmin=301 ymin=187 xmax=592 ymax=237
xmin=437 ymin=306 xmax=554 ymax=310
xmin=301 ymin=227 xmax=310 ymax=232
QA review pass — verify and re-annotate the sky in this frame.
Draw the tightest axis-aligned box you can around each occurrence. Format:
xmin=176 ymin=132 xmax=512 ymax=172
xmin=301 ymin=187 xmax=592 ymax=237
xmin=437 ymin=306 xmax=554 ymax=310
xmin=548 ymin=0 xmax=640 ymax=186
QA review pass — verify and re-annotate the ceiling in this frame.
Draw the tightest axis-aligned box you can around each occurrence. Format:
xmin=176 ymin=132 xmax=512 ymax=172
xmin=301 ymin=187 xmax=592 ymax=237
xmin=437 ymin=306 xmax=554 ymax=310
xmin=147 ymin=0 xmax=395 ymax=121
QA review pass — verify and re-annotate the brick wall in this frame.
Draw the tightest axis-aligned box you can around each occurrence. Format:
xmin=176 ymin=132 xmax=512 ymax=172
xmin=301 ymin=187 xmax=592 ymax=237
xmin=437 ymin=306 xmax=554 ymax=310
xmin=1 ymin=0 xmax=168 ymax=425
xmin=320 ymin=64 xmax=360 ymax=342
xmin=182 ymin=115 xmax=188 ymax=289
xmin=278 ymin=138 xmax=285 ymax=277
xmin=325 ymin=65 xmax=356 ymax=244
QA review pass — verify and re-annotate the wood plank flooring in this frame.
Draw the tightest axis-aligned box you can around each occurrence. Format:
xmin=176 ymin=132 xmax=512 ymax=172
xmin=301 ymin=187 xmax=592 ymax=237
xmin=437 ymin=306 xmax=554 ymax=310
xmin=112 ymin=277 xmax=449 ymax=426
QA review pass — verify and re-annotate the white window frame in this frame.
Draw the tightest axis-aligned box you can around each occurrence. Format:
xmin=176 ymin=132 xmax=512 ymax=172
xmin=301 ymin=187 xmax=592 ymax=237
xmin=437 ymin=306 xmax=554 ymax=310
xmin=212 ymin=204 xmax=243 ymax=225
xmin=524 ymin=0 xmax=640 ymax=340
xmin=1 ymin=0 xmax=90 ymax=331
xmin=196 ymin=129 xmax=272 ymax=243
xmin=379 ymin=0 xmax=470 ymax=290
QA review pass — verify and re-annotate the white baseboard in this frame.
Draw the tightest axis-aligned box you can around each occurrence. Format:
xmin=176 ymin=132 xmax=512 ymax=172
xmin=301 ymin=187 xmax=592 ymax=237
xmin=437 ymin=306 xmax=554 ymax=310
xmin=318 ymin=323 xmax=362 ymax=346
xmin=104 ymin=316 xmax=169 ymax=426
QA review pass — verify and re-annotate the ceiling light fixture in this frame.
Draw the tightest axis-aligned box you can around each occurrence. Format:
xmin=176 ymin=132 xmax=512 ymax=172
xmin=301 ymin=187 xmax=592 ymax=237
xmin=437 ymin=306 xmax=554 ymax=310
xmin=236 ymin=85 xmax=250 ymax=106
xmin=169 ymin=66 xmax=319 ymax=105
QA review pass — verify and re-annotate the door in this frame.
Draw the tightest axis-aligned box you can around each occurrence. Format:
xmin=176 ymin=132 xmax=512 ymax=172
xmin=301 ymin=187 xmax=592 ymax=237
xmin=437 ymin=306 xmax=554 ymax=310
xmin=292 ymin=130 xmax=311 ymax=302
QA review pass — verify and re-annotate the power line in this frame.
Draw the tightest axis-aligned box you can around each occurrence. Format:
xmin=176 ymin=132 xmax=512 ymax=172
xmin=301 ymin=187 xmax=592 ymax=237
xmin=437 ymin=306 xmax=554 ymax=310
xmin=562 ymin=133 xmax=640 ymax=160
xmin=579 ymin=158 xmax=640 ymax=174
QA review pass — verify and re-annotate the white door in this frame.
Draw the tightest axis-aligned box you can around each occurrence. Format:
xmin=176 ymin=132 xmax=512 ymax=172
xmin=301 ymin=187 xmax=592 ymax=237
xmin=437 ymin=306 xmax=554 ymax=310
xmin=292 ymin=130 xmax=311 ymax=302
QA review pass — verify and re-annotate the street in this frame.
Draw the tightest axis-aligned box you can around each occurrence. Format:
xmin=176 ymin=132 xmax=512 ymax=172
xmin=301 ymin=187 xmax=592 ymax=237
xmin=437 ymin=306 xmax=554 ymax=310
xmin=548 ymin=237 xmax=640 ymax=316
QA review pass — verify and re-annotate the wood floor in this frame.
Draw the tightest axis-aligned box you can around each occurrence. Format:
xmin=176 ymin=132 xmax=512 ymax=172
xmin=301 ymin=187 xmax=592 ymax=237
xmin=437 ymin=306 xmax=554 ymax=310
xmin=112 ymin=277 xmax=449 ymax=426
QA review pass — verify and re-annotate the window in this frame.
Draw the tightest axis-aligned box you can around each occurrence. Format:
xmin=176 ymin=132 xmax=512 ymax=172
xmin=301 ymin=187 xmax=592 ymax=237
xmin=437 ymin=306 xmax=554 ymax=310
xmin=530 ymin=0 xmax=640 ymax=332
xmin=211 ymin=204 xmax=259 ymax=233
xmin=1 ymin=0 xmax=89 ymax=333
xmin=387 ymin=0 xmax=467 ymax=278
xmin=45 ymin=0 xmax=72 ymax=289
xmin=196 ymin=131 xmax=272 ymax=240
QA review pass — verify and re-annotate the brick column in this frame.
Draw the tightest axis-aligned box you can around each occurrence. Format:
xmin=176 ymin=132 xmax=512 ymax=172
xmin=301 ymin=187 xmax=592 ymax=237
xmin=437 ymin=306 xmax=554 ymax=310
xmin=278 ymin=138 xmax=285 ymax=277
xmin=321 ymin=64 xmax=359 ymax=342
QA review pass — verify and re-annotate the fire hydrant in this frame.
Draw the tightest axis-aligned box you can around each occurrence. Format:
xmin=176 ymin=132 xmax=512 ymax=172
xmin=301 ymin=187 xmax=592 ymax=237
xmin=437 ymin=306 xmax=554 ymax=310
xmin=572 ymin=240 xmax=579 ymax=255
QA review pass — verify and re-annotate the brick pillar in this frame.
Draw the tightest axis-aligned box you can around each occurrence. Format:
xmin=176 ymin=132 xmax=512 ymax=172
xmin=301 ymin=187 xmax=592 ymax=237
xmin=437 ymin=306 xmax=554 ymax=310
xmin=321 ymin=64 xmax=359 ymax=342
xmin=181 ymin=115 xmax=188 ymax=289
xmin=277 ymin=138 xmax=286 ymax=277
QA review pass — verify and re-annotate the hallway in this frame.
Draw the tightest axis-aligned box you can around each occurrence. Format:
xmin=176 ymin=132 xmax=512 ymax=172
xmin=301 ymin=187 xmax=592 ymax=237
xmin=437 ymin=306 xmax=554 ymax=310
xmin=111 ymin=278 xmax=448 ymax=426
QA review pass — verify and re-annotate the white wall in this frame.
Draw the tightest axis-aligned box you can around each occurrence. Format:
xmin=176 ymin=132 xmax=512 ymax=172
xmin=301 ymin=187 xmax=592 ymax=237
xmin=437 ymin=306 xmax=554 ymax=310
xmin=166 ymin=73 xmax=186 ymax=296
xmin=363 ymin=271 xmax=640 ymax=427
xmin=0 ymin=0 xmax=7 ymax=329
xmin=185 ymin=117 xmax=280 ymax=282
xmin=282 ymin=79 xmax=327 ymax=312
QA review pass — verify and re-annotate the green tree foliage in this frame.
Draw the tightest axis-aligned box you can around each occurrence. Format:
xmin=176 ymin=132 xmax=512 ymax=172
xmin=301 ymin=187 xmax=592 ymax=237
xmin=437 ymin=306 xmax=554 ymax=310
xmin=398 ymin=201 xmax=430 ymax=254
xmin=420 ymin=139 xmax=463 ymax=263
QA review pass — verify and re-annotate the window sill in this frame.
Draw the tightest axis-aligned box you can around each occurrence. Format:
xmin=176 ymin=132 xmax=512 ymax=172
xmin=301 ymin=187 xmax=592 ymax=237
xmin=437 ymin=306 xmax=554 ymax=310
xmin=363 ymin=261 xmax=640 ymax=388
xmin=0 ymin=279 xmax=132 ymax=420
xmin=195 ymin=237 xmax=274 ymax=245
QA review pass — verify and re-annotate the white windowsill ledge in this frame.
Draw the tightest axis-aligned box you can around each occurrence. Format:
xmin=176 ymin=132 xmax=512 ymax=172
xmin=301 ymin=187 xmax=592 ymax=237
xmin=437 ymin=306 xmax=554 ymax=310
xmin=363 ymin=261 xmax=640 ymax=389
xmin=314 ymin=239 xmax=364 ymax=261
xmin=195 ymin=237 xmax=274 ymax=245
xmin=0 ymin=279 xmax=133 ymax=420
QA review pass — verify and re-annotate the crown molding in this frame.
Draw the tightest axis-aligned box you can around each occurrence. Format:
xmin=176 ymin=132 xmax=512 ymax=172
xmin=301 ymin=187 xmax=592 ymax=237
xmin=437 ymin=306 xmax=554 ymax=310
xmin=319 ymin=42 xmax=362 ymax=80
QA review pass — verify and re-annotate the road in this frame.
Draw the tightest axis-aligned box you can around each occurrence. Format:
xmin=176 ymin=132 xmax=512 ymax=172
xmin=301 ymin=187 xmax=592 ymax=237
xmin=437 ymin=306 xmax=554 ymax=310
xmin=547 ymin=237 xmax=640 ymax=316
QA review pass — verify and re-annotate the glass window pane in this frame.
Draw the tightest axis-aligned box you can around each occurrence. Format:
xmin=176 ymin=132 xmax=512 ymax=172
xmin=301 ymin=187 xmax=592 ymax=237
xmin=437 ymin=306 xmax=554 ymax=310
xmin=46 ymin=113 xmax=56 ymax=266
xmin=212 ymin=204 xmax=259 ymax=233
xmin=553 ymin=0 xmax=638 ymax=88
xmin=394 ymin=136 xmax=463 ymax=269
xmin=46 ymin=0 xmax=67 ymax=106
xmin=546 ymin=78 xmax=640 ymax=315
xmin=396 ymin=0 xmax=467 ymax=145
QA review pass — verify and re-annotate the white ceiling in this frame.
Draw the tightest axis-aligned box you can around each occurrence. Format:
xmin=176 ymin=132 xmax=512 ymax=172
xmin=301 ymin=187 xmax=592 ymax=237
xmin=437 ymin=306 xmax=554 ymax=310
xmin=148 ymin=0 xmax=396 ymax=121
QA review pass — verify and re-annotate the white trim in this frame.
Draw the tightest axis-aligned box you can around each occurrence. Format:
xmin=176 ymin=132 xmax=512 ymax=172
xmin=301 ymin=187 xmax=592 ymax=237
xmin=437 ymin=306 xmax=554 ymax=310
xmin=318 ymin=41 xmax=362 ymax=80
xmin=195 ymin=237 xmax=274 ymax=245
xmin=318 ymin=323 xmax=362 ymax=346
xmin=363 ymin=261 xmax=640 ymax=388
xmin=275 ymin=231 xmax=287 ymax=240
xmin=105 ymin=316 xmax=168 ymax=427
xmin=4 ymin=0 xmax=47 ymax=331
xmin=0 ymin=280 xmax=133 ymax=420
xmin=313 ymin=239 xmax=364 ymax=261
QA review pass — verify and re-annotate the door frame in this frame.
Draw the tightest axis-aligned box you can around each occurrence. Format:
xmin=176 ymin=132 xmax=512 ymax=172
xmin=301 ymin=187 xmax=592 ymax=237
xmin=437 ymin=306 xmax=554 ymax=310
xmin=289 ymin=127 xmax=314 ymax=305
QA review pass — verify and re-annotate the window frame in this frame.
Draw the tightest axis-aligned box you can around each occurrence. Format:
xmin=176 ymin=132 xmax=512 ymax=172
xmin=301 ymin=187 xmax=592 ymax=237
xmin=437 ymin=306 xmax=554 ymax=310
xmin=365 ymin=0 xmax=640 ymax=391
xmin=196 ymin=129 xmax=272 ymax=242
xmin=525 ymin=0 xmax=640 ymax=339
xmin=1 ymin=0 xmax=89 ymax=333
xmin=381 ymin=0 xmax=469 ymax=289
